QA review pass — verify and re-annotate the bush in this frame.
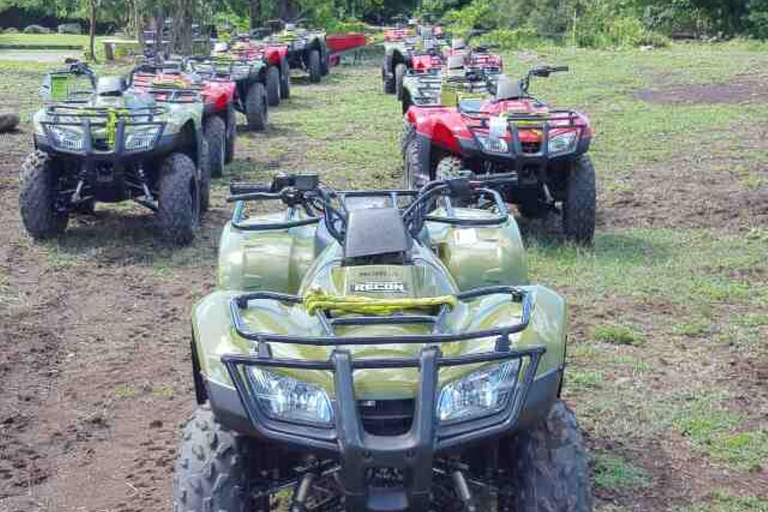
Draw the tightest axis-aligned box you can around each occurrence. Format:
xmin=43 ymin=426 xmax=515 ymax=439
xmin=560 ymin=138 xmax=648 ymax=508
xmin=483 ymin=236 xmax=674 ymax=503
xmin=4 ymin=27 xmax=19 ymax=34
xmin=478 ymin=27 xmax=540 ymax=50
xmin=748 ymin=0 xmax=768 ymax=39
xmin=326 ymin=19 xmax=369 ymax=35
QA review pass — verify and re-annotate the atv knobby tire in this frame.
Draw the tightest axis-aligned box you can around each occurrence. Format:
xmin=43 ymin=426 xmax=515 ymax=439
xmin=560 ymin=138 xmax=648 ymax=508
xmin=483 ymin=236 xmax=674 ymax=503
xmin=308 ymin=49 xmax=322 ymax=84
xmin=266 ymin=66 xmax=281 ymax=107
xmin=382 ymin=58 xmax=395 ymax=94
xmin=404 ymin=138 xmax=428 ymax=189
xmin=395 ymin=63 xmax=406 ymax=100
xmin=320 ymin=48 xmax=330 ymax=76
xmin=172 ymin=405 xmax=269 ymax=512
xmin=225 ymin=105 xmax=236 ymax=164
xmin=562 ymin=154 xmax=596 ymax=245
xmin=19 ymin=150 xmax=68 ymax=239
xmin=400 ymin=120 xmax=415 ymax=156
xmin=279 ymin=58 xmax=291 ymax=99
xmin=245 ymin=82 xmax=268 ymax=131
xmin=198 ymin=138 xmax=211 ymax=213
xmin=204 ymin=115 xmax=226 ymax=179
xmin=435 ymin=155 xmax=463 ymax=180
xmin=499 ymin=400 xmax=593 ymax=512
xmin=156 ymin=152 xmax=199 ymax=245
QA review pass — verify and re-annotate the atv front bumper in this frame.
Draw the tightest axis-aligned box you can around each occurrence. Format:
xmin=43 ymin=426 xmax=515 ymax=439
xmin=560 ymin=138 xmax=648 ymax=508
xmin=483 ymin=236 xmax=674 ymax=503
xmin=209 ymin=287 xmax=562 ymax=512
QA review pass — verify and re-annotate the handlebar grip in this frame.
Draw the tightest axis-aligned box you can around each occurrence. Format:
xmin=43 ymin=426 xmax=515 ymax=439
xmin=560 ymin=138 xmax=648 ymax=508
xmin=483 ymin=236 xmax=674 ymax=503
xmin=229 ymin=183 xmax=273 ymax=195
xmin=552 ymin=66 xmax=569 ymax=72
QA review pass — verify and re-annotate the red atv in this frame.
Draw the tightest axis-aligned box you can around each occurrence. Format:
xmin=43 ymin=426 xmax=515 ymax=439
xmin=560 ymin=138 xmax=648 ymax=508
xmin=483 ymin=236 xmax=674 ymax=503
xmin=129 ymin=62 xmax=237 ymax=179
xmin=403 ymin=66 xmax=597 ymax=244
xmin=220 ymin=37 xmax=291 ymax=107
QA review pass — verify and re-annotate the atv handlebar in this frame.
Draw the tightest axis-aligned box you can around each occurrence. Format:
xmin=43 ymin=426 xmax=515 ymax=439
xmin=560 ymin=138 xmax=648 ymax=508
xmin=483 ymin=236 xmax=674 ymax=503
xmin=228 ymin=173 xmax=515 ymax=241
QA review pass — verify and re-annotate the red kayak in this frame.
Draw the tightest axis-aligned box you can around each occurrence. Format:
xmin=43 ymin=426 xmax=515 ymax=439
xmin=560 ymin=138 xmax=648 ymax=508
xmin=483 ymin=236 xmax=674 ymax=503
xmin=327 ymin=33 xmax=368 ymax=53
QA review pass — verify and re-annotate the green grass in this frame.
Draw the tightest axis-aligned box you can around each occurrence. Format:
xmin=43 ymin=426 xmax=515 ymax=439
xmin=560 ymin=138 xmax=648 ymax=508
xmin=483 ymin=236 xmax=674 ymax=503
xmin=593 ymin=452 xmax=650 ymax=491
xmin=594 ymin=324 xmax=644 ymax=346
xmin=0 ymin=33 xmax=104 ymax=48
xmin=678 ymin=491 xmax=768 ymax=512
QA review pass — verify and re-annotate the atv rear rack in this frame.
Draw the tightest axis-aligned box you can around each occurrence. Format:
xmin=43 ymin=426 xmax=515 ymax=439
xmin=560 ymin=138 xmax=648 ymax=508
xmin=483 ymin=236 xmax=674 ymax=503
xmin=221 ymin=285 xmax=544 ymax=511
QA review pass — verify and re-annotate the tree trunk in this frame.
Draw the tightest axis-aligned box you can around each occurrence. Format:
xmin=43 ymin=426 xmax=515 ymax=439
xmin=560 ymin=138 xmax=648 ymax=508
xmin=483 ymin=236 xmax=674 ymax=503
xmin=249 ymin=0 xmax=261 ymax=31
xmin=89 ymin=0 xmax=97 ymax=62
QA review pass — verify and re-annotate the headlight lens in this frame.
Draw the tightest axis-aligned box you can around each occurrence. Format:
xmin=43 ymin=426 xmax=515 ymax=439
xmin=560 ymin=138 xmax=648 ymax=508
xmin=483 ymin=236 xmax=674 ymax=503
xmin=476 ymin=134 xmax=509 ymax=153
xmin=48 ymin=126 xmax=84 ymax=150
xmin=125 ymin=126 xmax=161 ymax=151
xmin=438 ymin=360 xmax=520 ymax=423
xmin=249 ymin=367 xmax=333 ymax=425
xmin=548 ymin=131 xmax=578 ymax=155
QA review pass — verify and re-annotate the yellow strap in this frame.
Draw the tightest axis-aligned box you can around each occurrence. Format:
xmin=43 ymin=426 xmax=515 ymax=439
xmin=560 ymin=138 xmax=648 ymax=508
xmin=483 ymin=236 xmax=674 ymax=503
xmin=304 ymin=288 xmax=457 ymax=316
xmin=106 ymin=108 xmax=130 ymax=148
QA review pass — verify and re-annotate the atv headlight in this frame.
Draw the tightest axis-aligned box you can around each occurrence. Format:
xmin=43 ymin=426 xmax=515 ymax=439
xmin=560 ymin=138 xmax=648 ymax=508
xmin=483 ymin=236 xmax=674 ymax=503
xmin=548 ymin=131 xmax=578 ymax=155
xmin=249 ymin=367 xmax=333 ymax=425
xmin=476 ymin=134 xmax=509 ymax=154
xmin=48 ymin=126 xmax=84 ymax=151
xmin=438 ymin=360 xmax=521 ymax=423
xmin=125 ymin=126 xmax=161 ymax=151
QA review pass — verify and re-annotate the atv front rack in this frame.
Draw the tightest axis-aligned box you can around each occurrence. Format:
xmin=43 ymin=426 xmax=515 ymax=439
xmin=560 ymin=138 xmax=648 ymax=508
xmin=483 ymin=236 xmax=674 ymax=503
xmin=221 ymin=285 xmax=544 ymax=512
xmin=227 ymin=185 xmax=512 ymax=232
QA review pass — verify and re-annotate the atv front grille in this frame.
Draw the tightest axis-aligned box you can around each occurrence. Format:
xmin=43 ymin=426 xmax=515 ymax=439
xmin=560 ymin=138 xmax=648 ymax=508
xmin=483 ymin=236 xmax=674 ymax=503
xmin=521 ymin=141 xmax=541 ymax=154
xmin=358 ymin=399 xmax=415 ymax=436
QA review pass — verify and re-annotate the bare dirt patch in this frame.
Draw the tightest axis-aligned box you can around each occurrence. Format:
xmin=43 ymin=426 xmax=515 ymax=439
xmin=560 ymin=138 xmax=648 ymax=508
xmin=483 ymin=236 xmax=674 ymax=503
xmin=636 ymin=74 xmax=768 ymax=104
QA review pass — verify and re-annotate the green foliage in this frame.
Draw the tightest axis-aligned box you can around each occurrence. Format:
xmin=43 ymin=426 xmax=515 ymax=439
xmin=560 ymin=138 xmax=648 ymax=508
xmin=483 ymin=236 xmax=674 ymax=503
xmin=477 ymin=27 xmax=540 ymax=49
xmin=594 ymin=324 xmax=645 ymax=345
xmin=748 ymin=0 xmax=768 ymax=38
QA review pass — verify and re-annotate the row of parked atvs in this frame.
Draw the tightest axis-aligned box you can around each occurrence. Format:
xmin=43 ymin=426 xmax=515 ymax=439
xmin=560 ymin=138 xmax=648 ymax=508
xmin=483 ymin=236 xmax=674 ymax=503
xmin=382 ymin=21 xmax=597 ymax=245
xmin=19 ymin=22 xmax=331 ymax=244
xmin=18 ymin=19 xmax=596 ymax=512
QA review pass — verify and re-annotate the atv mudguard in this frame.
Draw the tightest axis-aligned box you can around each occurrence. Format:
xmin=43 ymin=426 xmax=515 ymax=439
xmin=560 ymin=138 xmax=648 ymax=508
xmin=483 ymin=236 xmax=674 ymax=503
xmin=264 ymin=45 xmax=288 ymax=67
xmin=405 ymin=107 xmax=474 ymax=172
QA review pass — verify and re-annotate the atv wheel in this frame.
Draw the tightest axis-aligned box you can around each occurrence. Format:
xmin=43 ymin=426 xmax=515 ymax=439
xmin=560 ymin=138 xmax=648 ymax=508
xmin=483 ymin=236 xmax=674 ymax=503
xmin=245 ymin=82 xmax=268 ymax=132
xmin=172 ymin=406 xmax=269 ymax=512
xmin=382 ymin=59 xmax=395 ymax=94
xmin=395 ymin=63 xmax=406 ymax=100
xmin=198 ymin=138 xmax=211 ymax=213
xmin=308 ymin=49 xmax=322 ymax=84
xmin=204 ymin=115 xmax=226 ymax=179
xmin=499 ymin=400 xmax=592 ymax=512
xmin=266 ymin=65 xmax=281 ymax=107
xmin=19 ymin=150 xmax=68 ymax=239
xmin=156 ymin=152 xmax=199 ymax=245
xmin=562 ymin=154 xmax=596 ymax=245
xmin=320 ymin=48 xmax=330 ymax=76
xmin=404 ymin=138 xmax=428 ymax=189
xmin=279 ymin=58 xmax=291 ymax=99
xmin=73 ymin=198 xmax=96 ymax=215
xmin=400 ymin=120 xmax=416 ymax=156
xmin=225 ymin=105 xmax=237 ymax=164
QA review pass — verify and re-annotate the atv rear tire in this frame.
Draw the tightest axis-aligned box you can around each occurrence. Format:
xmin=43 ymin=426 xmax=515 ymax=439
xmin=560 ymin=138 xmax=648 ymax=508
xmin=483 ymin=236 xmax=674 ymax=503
xmin=245 ymin=82 xmax=268 ymax=132
xmin=382 ymin=59 xmax=395 ymax=94
xmin=204 ymin=115 xmax=226 ymax=179
xmin=400 ymin=120 xmax=415 ymax=156
xmin=308 ymin=49 xmax=322 ymax=84
xmin=404 ymin=138 xmax=429 ymax=190
xmin=562 ymin=154 xmax=596 ymax=245
xmin=499 ymin=400 xmax=592 ymax=512
xmin=156 ymin=152 xmax=199 ymax=245
xmin=19 ymin=151 xmax=68 ymax=239
xmin=172 ymin=406 xmax=269 ymax=512
xmin=321 ymin=48 xmax=330 ymax=76
xmin=266 ymin=66 xmax=281 ymax=107
xmin=395 ymin=63 xmax=406 ymax=100
xmin=198 ymin=138 xmax=211 ymax=213
xmin=225 ymin=105 xmax=236 ymax=164
xmin=435 ymin=156 xmax=463 ymax=180
xmin=279 ymin=58 xmax=291 ymax=99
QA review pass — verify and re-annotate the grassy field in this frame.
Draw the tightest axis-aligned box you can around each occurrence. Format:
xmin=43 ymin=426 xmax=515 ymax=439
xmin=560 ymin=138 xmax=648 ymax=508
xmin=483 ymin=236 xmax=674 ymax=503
xmin=0 ymin=33 xmax=99 ymax=48
xmin=0 ymin=43 xmax=766 ymax=512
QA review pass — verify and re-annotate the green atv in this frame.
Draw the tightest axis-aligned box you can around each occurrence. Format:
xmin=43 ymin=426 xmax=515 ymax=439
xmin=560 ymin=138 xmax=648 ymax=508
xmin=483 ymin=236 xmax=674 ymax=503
xmin=267 ymin=20 xmax=329 ymax=84
xmin=20 ymin=61 xmax=209 ymax=244
xmin=174 ymin=173 xmax=592 ymax=511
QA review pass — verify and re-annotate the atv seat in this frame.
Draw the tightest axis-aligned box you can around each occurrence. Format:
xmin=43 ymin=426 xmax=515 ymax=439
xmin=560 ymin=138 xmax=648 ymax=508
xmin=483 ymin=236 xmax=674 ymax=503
xmin=343 ymin=208 xmax=412 ymax=265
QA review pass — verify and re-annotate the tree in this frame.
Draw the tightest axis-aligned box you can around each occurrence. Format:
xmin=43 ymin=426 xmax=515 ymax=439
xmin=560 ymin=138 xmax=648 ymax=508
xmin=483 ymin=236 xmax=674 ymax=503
xmin=88 ymin=0 xmax=97 ymax=61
